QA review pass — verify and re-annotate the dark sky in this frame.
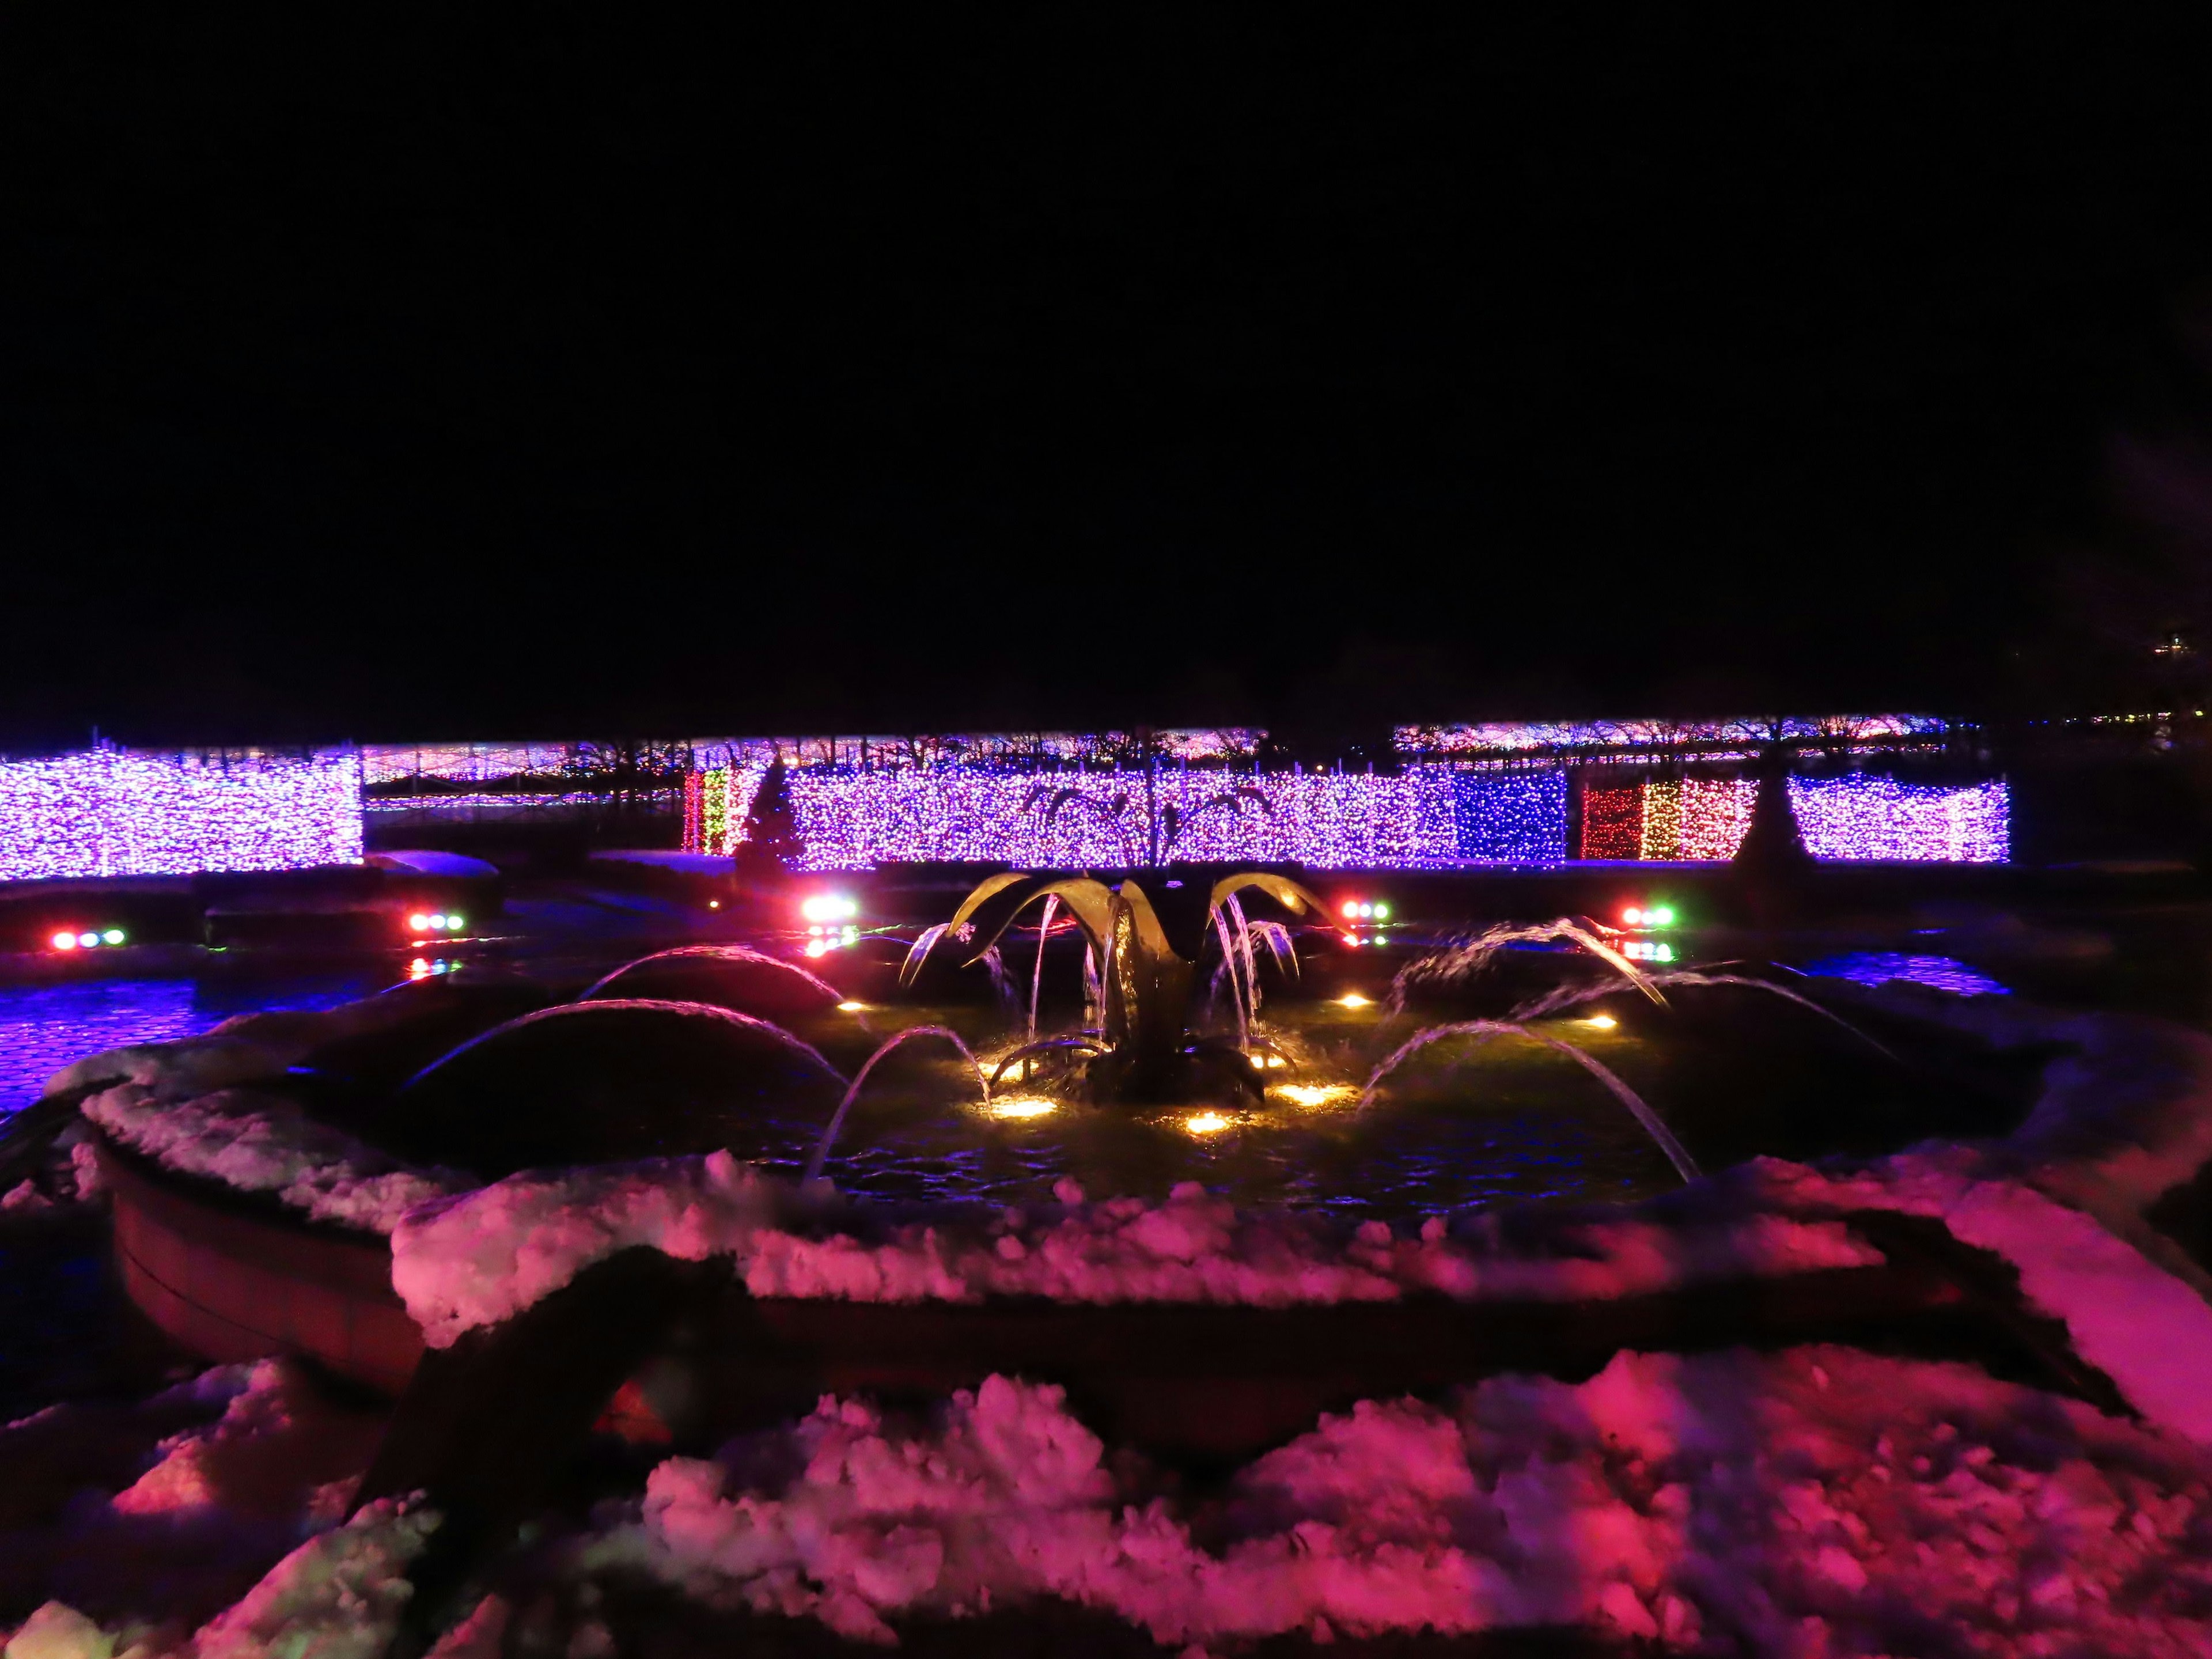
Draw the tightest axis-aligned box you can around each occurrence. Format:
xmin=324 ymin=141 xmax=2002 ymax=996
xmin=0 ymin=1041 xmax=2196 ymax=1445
xmin=5 ymin=9 xmax=2212 ymax=748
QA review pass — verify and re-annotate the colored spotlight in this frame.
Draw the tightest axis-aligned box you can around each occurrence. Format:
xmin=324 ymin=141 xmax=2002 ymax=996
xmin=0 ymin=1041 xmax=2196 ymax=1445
xmin=1373 ymin=903 xmax=1390 ymax=920
xmin=1340 ymin=900 xmax=1360 ymax=919
xmin=77 ymin=932 xmax=99 ymax=948
xmin=836 ymin=1000 xmax=866 ymax=1013
xmin=101 ymin=929 xmax=125 ymax=945
xmin=1336 ymin=993 xmax=1373 ymax=1009
xmin=446 ymin=914 xmax=465 ymax=931
xmin=407 ymin=912 xmax=431 ymax=931
xmin=51 ymin=931 xmax=76 ymax=950
xmin=1647 ymin=905 xmax=1676 ymax=927
xmin=1622 ymin=906 xmax=1642 ymax=926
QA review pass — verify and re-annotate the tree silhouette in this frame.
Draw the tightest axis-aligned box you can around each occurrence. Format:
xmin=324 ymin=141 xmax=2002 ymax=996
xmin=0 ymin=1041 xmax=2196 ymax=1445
xmin=733 ymin=758 xmax=804 ymax=881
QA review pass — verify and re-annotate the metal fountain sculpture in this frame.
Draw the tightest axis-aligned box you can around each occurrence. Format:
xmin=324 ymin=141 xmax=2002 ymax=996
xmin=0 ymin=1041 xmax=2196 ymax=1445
xmin=902 ymin=868 xmax=1333 ymax=1104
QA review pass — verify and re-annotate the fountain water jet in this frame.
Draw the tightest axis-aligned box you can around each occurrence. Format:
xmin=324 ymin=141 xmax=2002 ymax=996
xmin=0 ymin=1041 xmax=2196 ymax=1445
xmin=1511 ymin=971 xmax=1895 ymax=1059
xmin=1387 ymin=918 xmax=1665 ymax=1018
xmin=803 ymin=1025 xmax=991 ymax=1185
xmin=1357 ymin=1018 xmax=1700 ymax=1183
xmin=578 ymin=944 xmax=846 ymax=1006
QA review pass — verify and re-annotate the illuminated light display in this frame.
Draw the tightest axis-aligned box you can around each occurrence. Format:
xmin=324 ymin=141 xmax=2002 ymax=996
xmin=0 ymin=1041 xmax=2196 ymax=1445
xmin=1399 ymin=713 xmax=1949 ymax=758
xmin=1677 ymin=777 xmax=1757 ymax=859
xmin=1448 ymin=768 xmax=1570 ymax=863
xmin=743 ymin=766 xmax=1465 ymax=870
xmin=1787 ymin=777 xmax=2010 ymax=863
xmin=1577 ymin=773 xmax=2003 ymax=863
xmin=50 ymin=931 xmax=75 ymax=950
xmin=1335 ymin=993 xmax=1373 ymax=1009
xmin=990 ymin=1097 xmax=1058 ymax=1119
xmin=1639 ymin=777 xmax=1683 ymax=859
xmin=1578 ymin=779 xmax=1645 ymax=859
xmin=683 ymin=764 xmax=771 ymax=855
xmin=366 ymin=790 xmax=677 ymax=817
xmin=800 ymin=894 xmax=860 ymax=924
xmin=1184 ymin=1111 xmax=1233 ymax=1135
xmin=0 ymin=749 xmax=362 ymax=882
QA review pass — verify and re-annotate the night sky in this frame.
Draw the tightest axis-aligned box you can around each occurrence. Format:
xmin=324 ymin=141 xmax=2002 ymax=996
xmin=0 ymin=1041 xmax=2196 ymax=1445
xmin=6 ymin=10 xmax=2212 ymax=749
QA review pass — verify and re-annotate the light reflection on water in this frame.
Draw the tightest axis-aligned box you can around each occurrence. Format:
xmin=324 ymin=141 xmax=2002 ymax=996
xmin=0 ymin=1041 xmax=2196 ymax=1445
xmin=0 ymin=974 xmax=383 ymax=1125
xmin=1801 ymin=952 xmax=2010 ymax=998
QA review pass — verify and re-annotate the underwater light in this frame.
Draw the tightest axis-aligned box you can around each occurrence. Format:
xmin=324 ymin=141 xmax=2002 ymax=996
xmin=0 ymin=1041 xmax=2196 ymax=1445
xmin=1277 ymin=1083 xmax=1354 ymax=1108
xmin=1185 ymin=1111 xmax=1233 ymax=1135
xmin=1581 ymin=1013 xmax=1618 ymax=1030
xmin=1335 ymin=993 xmax=1373 ymax=1009
xmin=990 ymin=1097 xmax=1057 ymax=1119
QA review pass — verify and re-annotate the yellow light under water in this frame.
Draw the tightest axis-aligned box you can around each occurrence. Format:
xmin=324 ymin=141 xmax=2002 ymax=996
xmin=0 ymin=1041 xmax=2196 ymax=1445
xmin=991 ymin=1097 xmax=1056 ymax=1119
xmin=1336 ymin=993 xmax=1373 ymax=1009
xmin=1581 ymin=1013 xmax=1618 ymax=1030
xmin=1185 ymin=1111 xmax=1233 ymax=1135
xmin=1277 ymin=1083 xmax=1355 ymax=1108
xmin=837 ymin=1000 xmax=866 ymax=1012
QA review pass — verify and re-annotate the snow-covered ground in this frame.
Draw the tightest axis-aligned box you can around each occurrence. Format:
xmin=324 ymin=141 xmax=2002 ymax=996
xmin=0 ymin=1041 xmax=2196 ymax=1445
xmin=14 ymin=980 xmax=2212 ymax=1651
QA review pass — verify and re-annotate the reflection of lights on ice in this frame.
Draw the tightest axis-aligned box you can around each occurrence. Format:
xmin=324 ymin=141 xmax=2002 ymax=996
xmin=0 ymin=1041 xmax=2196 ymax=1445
xmin=1581 ymin=1013 xmax=1618 ymax=1030
xmin=1184 ymin=1111 xmax=1233 ymax=1135
xmin=1275 ymin=1084 xmax=1354 ymax=1108
xmin=836 ymin=1000 xmax=866 ymax=1012
xmin=1335 ymin=993 xmax=1373 ymax=1009
xmin=990 ymin=1097 xmax=1056 ymax=1119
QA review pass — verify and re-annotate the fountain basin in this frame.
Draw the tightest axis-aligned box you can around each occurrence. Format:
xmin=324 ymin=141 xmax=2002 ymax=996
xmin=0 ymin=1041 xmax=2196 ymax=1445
xmin=99 ymin=1138 xmax=425 ymax=1396
xmin=97 ymin=1128 xmax=2104 ymax=1468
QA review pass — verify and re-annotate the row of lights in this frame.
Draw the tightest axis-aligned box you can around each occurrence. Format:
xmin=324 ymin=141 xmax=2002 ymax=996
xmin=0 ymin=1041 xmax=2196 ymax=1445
xmin=51 ymin=928 xmax=127 ymax=950
xmin=1339 ymin=899 xmax=1392 ymax=920
xmin=407 ymin=912 xmax=467 ymax=933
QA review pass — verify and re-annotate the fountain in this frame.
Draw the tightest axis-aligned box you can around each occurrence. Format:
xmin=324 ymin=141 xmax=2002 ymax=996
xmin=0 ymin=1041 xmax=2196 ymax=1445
xmin=900 ymin=869 xmax=1335 ymax=1103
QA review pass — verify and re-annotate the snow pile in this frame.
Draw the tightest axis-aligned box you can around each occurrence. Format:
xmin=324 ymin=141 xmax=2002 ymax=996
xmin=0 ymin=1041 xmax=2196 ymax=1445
xmin=186 ymin=1498 xmax=434 ymax=1659
xmin=391 ymin=1149 xmax=781 ymax=1347
xmin=392 ymin=1165 xmax=1880 ymax=1348
xmin=586 ymin=1346 xmax=2212 ymax=1653
xmin=0 ymin=1361 xmax=396 ymax=1654
xmin=83 ymin=1085 xmax=462 ymax=1236
xmin=44 ymin=997 xmax=426 ymax=1103
xmin=1745 ymin=1152 xmax=2212 ymax=1445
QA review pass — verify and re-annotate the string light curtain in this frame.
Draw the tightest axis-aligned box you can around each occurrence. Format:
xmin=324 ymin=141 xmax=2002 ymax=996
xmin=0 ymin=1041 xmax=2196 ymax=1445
xmin=0 ymin=750 xmax=363 ymax=881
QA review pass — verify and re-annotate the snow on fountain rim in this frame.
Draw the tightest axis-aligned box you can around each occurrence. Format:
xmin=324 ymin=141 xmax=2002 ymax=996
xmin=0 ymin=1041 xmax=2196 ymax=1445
xmin=388 ymin=1153 xmax=1884 ymax=1347
xmin=83 ymin=1081 xmax=468 ymax=1234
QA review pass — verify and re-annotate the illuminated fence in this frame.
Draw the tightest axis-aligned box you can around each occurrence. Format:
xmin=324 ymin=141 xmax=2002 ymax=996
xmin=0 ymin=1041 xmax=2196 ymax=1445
xmin=1578 ymin=774 xmax=2008 ymax=862
xmin=685 ymin=760 xmax=2008 ymax=869
xmin=755 ymin=767 xmax=1463 ymax=871
xmin=0 ymin=749 xmax=363 ymax=881
xmin=1789 ymin=777 xmax=2009 ymax=863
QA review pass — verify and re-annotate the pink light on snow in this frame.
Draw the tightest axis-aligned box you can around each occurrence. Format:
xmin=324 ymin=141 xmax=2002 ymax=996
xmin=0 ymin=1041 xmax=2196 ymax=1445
xmin=0 ymin=749 xmax=363 ymax=882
